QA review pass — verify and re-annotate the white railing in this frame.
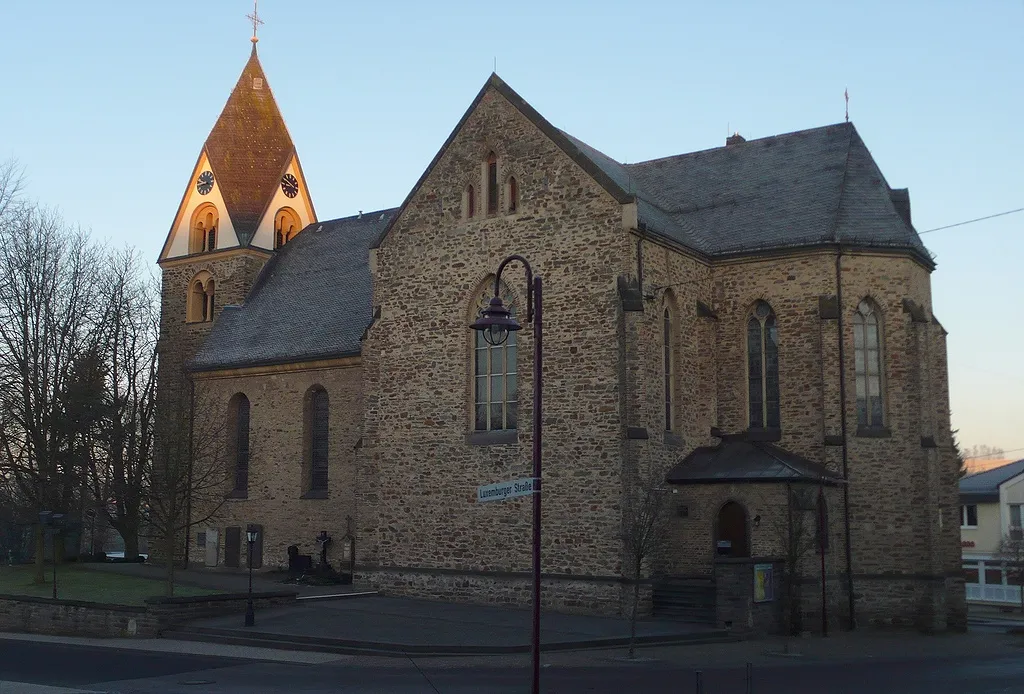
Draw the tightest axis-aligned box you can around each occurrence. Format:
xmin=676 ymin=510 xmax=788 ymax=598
xmin=964 ymin=558 xmax=1023 ymax=605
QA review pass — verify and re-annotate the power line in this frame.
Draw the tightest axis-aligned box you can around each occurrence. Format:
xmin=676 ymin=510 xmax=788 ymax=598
xmin=964 ymin=446 xmax=1024 ymax=461
xmin=647 ymin=206 xmax=1023 ymax=293
xmin=918 ymin=207 xmax=1024 ymax=235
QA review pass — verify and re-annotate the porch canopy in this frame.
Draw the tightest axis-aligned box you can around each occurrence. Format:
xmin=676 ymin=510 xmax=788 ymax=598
xmin=665 ymin=438 xmax=845 ymax=486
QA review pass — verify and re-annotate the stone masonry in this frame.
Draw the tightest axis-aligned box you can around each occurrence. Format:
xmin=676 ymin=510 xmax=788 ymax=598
xmin=154 ymin=66 xmax=964 ymax=630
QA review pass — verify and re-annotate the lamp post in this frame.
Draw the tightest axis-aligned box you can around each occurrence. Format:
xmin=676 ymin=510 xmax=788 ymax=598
xmin=245 ymin=525 xmax=259 ymax=627
xmin=39 ymin=511 xmax=65 ymax=600
xmin=469 ymin=254 xmax=542 ymax=694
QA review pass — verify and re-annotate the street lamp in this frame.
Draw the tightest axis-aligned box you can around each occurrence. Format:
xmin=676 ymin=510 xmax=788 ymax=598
xmin=245 ymin=525 xmax=259 ymax=627
xmin=469 ymin=254 xmax=543 ymax=694
xmin=38 ymin=511 xmax=65 ymax=600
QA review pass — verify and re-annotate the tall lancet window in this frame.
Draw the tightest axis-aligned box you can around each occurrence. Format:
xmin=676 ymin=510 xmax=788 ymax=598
xmin=747 ymin=301 xmax=780 ymax=429
xmin=663 ymin=308 xmax=674 ymax=431
xmin=853 ymin=299 xmax=884 ymax=428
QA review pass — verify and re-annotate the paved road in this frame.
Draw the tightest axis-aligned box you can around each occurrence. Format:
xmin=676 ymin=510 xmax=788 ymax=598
xmin=4 ymin=637 xmax=1024 ymax=693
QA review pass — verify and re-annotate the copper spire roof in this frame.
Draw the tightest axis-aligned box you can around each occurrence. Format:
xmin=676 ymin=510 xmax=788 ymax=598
xmin=204 ymin=47 xmax=294 ymax=245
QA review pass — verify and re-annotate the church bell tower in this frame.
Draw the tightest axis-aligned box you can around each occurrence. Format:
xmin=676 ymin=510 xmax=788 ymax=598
xmin=154 ymin=22 xmax=317 ymax=455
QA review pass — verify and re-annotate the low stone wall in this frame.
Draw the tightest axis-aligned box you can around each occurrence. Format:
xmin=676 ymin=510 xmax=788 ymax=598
xmin=0 ymin=590 xmax=298 ymax=638
xmin=0 ymin=595 xmax=155 ymax=638
xmin=359 ymin=568 xmax=642 ymax=617
xmin=144 ymin=591 xmax=298 ymax=631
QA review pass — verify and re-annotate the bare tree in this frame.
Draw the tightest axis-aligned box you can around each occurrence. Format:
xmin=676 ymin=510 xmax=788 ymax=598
xmin=0 ymin=195 xmax=103 ymax=581
xmin=146 ymin=376 xmax=229 ymax=596
xmin=621 ymin=465 xmax=672 ymax=659
xmin=81 ymin=249 xmax=159 ymax=561
xmin=768 ymin=486 xmax=820 ymax=643
xmin=997 ymin=533 xmax=1024 ymax=614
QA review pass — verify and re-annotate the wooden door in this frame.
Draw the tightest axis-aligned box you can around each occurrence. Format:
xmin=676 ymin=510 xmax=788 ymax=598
xmin=716 ymin=501 xmax=749 ymax=558
xmin=224 ymin=526 xmax=241 ymax=568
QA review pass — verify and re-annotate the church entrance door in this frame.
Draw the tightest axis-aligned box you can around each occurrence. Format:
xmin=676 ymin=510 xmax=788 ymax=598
xmin=224 ymin=526 xmax=241 ymax=568
xmin=716 ymin=501 xmax=749 ymax=558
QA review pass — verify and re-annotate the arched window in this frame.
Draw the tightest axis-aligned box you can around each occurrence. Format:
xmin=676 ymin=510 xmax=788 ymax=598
xmin=274 ymin=207 xmax=301 ymax=249
xmin=507 ymin=176 xmax=518 ymax=213
xmin=474 ymin=286 xmax=517 ymax=431
xmin=716 ymin=501 xmax=750 ymax=558
xmin=486 ymin=152 xmax=498 ymax=214
xmin=227 ymin=394 xmax=250 ymax=497
xmin=747 ymin=301 xmax=780 ymax=429
xmin=186 ymin=272 xmax=215 ymax=323
xmin=663 ymin=307 xmax=674 ymax=432
xmin=853 ymin=299 xmax=884 ymax=428
xmin=189 ymin=204 xmax=218 ymax=254
xmin=304 ymin=386 xmax=329 ymax=496
xmin=466 ymin=185 xmax=476 ymax=219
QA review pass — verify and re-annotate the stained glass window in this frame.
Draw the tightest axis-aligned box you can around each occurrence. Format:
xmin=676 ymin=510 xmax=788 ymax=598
xmin=311 ymin=388 xmax=329 ymax=492
xmin=853 ymin=300 xmax=884 ymax=428
xmin=747 ymin=301 xmax=780 ymax=429
xmin=663 ymin=308 xmax=674 ymax=431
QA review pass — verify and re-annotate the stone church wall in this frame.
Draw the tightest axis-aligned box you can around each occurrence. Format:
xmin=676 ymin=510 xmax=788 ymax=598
xmin=359 ymin=86 xmax=635 ymax=608
xmin=189 ymin=361 xmax=362 ymax=570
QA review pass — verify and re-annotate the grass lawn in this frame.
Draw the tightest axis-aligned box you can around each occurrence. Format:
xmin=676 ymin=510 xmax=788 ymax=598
xmin=0 ymin=564 xmax=217 ymax=605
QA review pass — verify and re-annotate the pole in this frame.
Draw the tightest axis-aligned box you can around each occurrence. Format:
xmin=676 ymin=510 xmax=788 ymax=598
xmin=835 ymin=248 xmax=856 ymax=629
xmin=819 ymin=484 xmax=828 ymax=636
xmin=245 ymin=539 xmax=255 ymax=627
xmin=52 ymin=533 xmax=57 ymax=601
xmin=531 ymin=275 xmax=543 ymax=694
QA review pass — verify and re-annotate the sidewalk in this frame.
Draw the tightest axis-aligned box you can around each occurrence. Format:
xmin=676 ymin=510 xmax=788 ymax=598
xmin=166 ymin=595 xmax=730 ymax=656
xmin=80 ymin=561 xmax=375 ymax=598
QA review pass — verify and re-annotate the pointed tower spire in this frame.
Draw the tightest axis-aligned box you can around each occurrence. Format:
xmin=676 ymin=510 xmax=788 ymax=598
xmin=202 ymin=48 xmax=295 ymax=246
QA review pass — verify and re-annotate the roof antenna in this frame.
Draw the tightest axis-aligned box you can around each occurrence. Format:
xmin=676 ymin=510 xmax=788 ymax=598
xmin=844 ymin=87 xmax=849 ymax=123
xmin=493 ymin=56 xmax=497 ymax=73
xmin=247 ymin=0 xmax=264 ymax=48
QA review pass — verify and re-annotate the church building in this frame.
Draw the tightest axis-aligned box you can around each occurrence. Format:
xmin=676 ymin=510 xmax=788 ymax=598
xmin=155 ymin=40 xmax=965 ymax=633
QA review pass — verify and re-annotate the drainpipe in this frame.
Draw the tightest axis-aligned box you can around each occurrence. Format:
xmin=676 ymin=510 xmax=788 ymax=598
xmin=184 ymin=376 xmax=195 ymax=569
xmin=835 ymin=247 xmax=856 ymax=629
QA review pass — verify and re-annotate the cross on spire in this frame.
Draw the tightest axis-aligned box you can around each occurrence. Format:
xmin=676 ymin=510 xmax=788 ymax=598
xmin=247 ymin=0 xmax=264 ymax=45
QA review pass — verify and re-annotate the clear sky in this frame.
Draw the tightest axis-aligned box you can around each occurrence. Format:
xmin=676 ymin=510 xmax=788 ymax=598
xmin=1 ymin=1 xmax=1021 ymax=457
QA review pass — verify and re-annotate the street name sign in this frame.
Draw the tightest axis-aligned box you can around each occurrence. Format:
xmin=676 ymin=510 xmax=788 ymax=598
xmin=477 ymin=477 xmax=538 ymax=503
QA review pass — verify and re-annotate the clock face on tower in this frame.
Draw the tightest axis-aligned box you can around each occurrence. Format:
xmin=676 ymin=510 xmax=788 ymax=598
xmin=196 ymin=171 xmax=214 ymax=195
xmin=281 ymin=173 xmax=299 ymax=198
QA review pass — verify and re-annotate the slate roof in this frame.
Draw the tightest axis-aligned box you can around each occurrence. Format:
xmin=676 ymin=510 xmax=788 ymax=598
xmin=204 ymin=47 xmax=295 ymax=245
xmin=959 ymin=459 xmax=1024 ymax=503
xmin=190 ymin=209 xmax=397 ymax=371
xmin=665 ymin=439 xmax=845 ymax=486
xmin=566 ymin=123 xmax=931 ymax=265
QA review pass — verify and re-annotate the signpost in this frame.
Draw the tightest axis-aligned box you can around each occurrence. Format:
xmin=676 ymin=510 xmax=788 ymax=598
xmin=477 ymin=478 xmax=538 ymax=504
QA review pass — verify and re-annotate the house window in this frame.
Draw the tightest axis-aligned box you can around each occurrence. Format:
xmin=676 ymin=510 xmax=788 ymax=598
xmin=474 ymin=291 xmax=517 ymax=431
xmin=486 ymin=152 xmax=498 ymax=214
xmin=189 ymin=204 xmax=218 ymax=254
xmin=853 ymin=299 xmax=884 ymax=428
xmin=507 ymin=176 xmax=518 ymax=213
xmin=274 ymin=207 xmax=301 ymax=249
xmin=663 ymin=307 xmax=674 ymax=431
xmin=228 ymin=394 xmax=250 ymax=496
xmin=1011 ymin=504 xmax=1022 ymax=531
xmin=747 ymin=301 xmax=780 ymax=429
xmin=187 ymin=273 xmax=215 ymax=323
xmin=307 ymin=387 xmax=329 ymax=494
xmin=961 ymin=504 xmax=978 ymax=528
xmin=466 ymin=185 xmax=476 ymax=219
